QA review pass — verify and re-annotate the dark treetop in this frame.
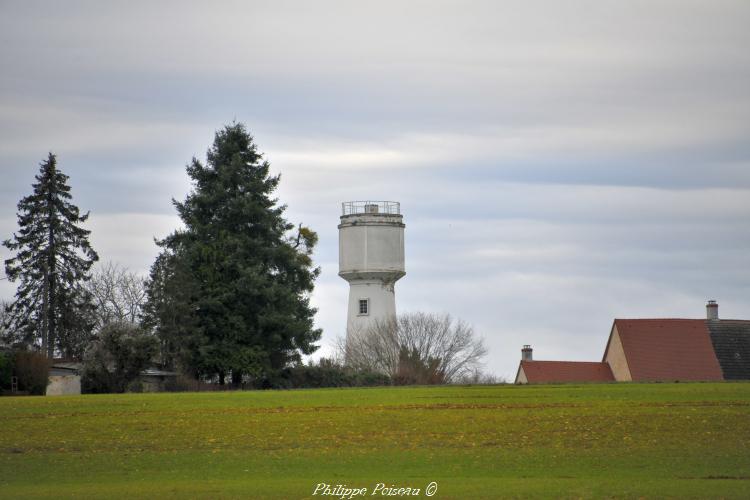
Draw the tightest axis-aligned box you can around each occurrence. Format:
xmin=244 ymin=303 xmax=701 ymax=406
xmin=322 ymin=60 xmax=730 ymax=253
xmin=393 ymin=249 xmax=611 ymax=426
xmin=144 ymin=123 xmax=321 ymax=384
xmin=3 ymin=153 xmax=98 ymax=359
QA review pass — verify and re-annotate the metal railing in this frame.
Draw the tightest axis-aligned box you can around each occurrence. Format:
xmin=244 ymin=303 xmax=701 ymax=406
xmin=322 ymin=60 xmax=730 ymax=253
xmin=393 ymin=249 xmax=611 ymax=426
xmin=341 ymin=201 xmax=400 ymax=216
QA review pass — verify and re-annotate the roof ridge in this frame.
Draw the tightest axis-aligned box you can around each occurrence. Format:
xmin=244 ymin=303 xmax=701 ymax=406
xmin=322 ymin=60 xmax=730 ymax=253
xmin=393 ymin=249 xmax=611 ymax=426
xmin=522 ymin=360 xmax=609 ymax=364
xmin=615 ymin=318 xmax=704 ymax=321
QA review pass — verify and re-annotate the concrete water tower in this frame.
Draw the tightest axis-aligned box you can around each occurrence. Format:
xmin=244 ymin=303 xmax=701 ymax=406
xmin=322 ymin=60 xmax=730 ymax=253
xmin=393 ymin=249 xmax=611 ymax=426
xmin=339 ymin=201 xmax=405 ymax=339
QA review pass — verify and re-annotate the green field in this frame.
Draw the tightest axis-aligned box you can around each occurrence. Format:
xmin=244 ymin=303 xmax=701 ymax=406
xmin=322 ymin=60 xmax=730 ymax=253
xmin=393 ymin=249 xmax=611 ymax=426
xmin=1 ymin=383 xmax=749 ymax=499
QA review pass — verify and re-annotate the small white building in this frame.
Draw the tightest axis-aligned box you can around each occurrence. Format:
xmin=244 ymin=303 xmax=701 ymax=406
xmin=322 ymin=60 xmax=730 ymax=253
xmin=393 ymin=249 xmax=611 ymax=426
xmin=47 ymin=362 xmax=82 ymax=396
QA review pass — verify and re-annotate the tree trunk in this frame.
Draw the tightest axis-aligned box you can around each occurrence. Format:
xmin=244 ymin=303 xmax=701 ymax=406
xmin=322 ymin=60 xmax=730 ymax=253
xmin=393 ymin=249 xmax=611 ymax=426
xmin=47 ymin=262 xmax=55 ymax=359
xmin=47 ymin=186 xmax=56 ymax=359
xmin=231 ymin=370 xmax=242 ymax=387
xmin=41 ymin=277 xmax=49 ymax=356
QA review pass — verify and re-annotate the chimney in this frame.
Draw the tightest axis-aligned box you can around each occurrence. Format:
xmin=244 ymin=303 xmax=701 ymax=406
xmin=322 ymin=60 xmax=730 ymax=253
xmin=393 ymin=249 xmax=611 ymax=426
xmin=706 ymin=300 xmax=719 ymax=320
xmin=521 ymin=345 xmax=533 ymax=361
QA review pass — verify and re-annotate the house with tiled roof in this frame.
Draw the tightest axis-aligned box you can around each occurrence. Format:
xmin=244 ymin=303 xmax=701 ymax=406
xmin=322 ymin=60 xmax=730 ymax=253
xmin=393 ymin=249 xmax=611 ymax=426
xmin=515 ymin=300 xmax=750 ymax=384
xmin=602 ymin=319 xmax=723 ymax=381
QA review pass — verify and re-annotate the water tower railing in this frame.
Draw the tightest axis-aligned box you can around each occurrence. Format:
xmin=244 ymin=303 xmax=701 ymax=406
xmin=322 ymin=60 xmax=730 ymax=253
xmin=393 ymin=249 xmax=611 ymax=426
xmin=341 ymin=201 xmax=400 ymax=215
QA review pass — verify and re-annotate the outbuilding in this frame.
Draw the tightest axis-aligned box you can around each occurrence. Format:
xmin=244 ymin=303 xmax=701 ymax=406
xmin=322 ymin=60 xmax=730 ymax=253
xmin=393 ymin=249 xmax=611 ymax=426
xmin=47 ymin=361 xmax=82 ymax=396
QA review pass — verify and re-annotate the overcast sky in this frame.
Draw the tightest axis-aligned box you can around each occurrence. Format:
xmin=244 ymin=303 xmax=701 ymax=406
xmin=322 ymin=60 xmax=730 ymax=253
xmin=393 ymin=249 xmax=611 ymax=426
xmin=1 ymin=1 xmax=749 ymax=379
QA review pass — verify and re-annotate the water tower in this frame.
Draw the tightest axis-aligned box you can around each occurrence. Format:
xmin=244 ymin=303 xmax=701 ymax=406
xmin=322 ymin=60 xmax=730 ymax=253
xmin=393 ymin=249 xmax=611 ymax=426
xmin=339 ymin=201 xmax=405 ymax=340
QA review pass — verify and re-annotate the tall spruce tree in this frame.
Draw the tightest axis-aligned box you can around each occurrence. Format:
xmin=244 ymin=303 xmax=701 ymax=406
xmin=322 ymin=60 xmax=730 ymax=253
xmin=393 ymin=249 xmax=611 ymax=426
xmin=145 ymin=123 xmax=321 ymax=384
xmin=3 ymin=153 xmax=98 ymax=359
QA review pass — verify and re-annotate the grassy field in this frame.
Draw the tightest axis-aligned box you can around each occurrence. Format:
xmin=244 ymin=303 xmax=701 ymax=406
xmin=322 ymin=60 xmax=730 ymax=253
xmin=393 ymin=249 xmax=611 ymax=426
xmin=1 ymin=383 xmax=749 ymax=499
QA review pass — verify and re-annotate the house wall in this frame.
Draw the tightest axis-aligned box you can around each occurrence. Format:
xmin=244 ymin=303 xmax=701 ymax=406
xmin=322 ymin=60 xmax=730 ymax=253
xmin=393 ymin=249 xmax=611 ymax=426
xmin=604 ymin=326 xmax=632 ymax=381
xmin=46 ymin=375 xmax=81 ymax=396
xmin=515 ymin=366 xmax=528 ymax=384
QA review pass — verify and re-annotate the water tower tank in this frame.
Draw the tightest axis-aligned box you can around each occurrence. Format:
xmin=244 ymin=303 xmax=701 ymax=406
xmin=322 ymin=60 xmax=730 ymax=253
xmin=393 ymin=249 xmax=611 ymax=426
xmin=339 ymin=201 xmax=405 ymax=339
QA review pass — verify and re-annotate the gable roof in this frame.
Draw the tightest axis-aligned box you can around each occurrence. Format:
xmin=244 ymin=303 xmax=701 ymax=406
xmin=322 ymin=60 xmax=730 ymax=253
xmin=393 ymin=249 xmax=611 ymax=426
xmin=706 ymin=320 xmax=750 ymax=380
xmin=51 ymin=361 xmax=82 ymax=370
xmin=518 ymin=360 xmax=614 ymax=383
xmin=608 ymin=319 xmax=723 ymax=381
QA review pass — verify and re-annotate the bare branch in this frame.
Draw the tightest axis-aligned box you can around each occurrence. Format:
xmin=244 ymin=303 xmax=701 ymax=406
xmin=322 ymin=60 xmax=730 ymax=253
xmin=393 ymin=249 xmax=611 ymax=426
xmin=86 ymin=261 xmax=147 ymax=331
xmin=339 ymin=311 xmax=487 ymax=384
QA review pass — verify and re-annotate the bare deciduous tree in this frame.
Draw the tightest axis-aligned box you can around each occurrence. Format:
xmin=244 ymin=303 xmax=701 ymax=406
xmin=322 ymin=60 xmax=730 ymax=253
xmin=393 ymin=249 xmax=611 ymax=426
xmin=339 ymin=312 xmax=487 ymax=384
xmin=87 ymin=262 xmax=147 ymax=331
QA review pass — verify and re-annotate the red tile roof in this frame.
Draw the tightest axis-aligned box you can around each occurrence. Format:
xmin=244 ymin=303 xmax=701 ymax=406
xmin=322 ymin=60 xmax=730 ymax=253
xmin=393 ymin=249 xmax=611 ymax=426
xmin=609 ymin=319 xmax=723 ymax=381
xmin=519 ymin=360 xmax=614 ymax=383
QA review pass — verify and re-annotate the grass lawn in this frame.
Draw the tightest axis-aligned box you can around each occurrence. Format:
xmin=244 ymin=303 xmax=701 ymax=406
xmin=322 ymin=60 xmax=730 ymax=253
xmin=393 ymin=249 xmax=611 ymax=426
xmin=1 ymin=382 xmax=749 ymax=499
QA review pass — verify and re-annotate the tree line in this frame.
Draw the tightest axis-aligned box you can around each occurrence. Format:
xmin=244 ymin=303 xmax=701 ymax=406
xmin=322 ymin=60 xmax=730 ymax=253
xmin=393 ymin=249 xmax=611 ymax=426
xmin=1 ymin=122 xmax=490 ymax=394
xmin=2 ymin=123 xmax=322 ymax=390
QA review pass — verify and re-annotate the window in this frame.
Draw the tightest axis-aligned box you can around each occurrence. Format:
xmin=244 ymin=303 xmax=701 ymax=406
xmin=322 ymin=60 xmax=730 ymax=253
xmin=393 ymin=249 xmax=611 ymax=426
xmin=358 ymin=299 xmax=369 ymax=315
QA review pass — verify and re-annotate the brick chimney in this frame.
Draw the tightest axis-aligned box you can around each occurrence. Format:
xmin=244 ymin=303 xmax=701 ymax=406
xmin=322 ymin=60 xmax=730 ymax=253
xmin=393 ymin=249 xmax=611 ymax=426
xmin=706 ymin=300 xmax=718 ymax=320
xmin=521 ymin=345 xmax=533 ymax=361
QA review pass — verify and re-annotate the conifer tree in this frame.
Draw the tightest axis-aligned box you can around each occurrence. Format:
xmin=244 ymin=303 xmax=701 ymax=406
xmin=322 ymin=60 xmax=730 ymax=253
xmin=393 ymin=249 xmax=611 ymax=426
xmin=3 ymin=153 xmax=98 ymax=359
xmin=145 ymin=123 xmax=321 ymax=383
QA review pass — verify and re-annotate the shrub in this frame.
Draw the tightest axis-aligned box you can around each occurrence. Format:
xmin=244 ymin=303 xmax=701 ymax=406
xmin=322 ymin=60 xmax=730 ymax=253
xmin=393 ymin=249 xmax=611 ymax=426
xmin=13 ymin=351 xmax=50 ymax=395
xmin=350 ymin=370 xmax=392 ymax=387
xmin=164 ymin=374 xmax=222 ymax=392
xmin=452 ymin=367 xmax=503 ymax=385
xmin=81 ymin=322 xmax=158 ymax=393
xmin=393 ymin=346 xmax=444 ymax=385
xmin=0 ymin=351 xmax=14 ymax=392
xmin=258 ymin=363 xmax=391 ymax=390
xmin=162 ymin=361 xmax=391 ymax=392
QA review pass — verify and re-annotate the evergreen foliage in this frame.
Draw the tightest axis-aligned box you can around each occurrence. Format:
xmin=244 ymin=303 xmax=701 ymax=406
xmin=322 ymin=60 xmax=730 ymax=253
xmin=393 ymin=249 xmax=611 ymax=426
xmin=144 ymin=123 xmax=321 ymax=384
xmin=2 ymin=154 xmax=98 ymax=359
